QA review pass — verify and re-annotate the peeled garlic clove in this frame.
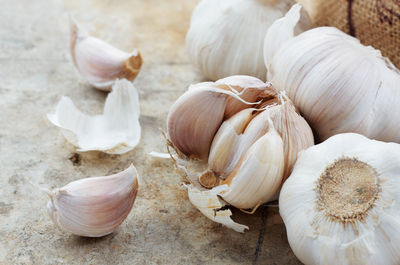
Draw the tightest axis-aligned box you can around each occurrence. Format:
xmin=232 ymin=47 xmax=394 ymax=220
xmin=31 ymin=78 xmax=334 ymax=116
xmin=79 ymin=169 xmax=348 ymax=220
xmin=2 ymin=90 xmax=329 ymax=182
xmin=264 ymin=4 xmax=400 ymax=143
xmin=70 ymin=17 xmax=142 ymax=91
xmin=167 ymin=76 xmax=271 ymax=159
xmin=186 ymin=0 xmax=309 ymax=81
xmin=47 ymin=165 xmax=139 ymax=237
xmin=280 ymin=133 xmax=400 ymax=265
xmin=219 ymin=127 xmax=285 ymax=209
xmin=47 ymin=79 xmax=141 ymax=154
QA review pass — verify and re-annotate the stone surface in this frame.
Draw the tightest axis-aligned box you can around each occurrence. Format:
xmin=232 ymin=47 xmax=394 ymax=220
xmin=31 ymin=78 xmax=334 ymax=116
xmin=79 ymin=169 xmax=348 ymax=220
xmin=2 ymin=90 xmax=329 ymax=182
xmin=0 ymin=0 xmax=301 ymax=264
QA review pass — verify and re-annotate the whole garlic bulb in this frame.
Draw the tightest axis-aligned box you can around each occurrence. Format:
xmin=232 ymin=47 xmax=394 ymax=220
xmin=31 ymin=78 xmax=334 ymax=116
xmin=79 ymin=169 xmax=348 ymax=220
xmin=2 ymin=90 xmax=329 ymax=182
xmin=186 ymin=0 xmax=305 ymax=81
xmin=167 ymin=75 xmax=314 ymax=231
xmin=264 ymin=4 xmax=400 ymax=142
xmin=47 ymin=165 xmax=139 ymax=237
xmin=280 ymin=133 xmax=400 ymax=265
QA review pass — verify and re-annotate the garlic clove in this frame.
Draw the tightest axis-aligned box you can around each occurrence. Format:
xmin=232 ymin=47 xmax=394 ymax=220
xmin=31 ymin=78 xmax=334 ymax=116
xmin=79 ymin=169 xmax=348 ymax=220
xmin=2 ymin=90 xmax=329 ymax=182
xmin=47 ymin=165 xmax=139 ymax=237
xmin=70 ymin=17 xmax=142 ymax=91
xmin=208 ymin=108 xmax=255 ymax=176
xmin=219 ymin=126 xmax=285 ymax=210
xmin=47 ymin=79 xmax=141 ymax=154
xmin=187 ymin=184 xmax=249 ymax=233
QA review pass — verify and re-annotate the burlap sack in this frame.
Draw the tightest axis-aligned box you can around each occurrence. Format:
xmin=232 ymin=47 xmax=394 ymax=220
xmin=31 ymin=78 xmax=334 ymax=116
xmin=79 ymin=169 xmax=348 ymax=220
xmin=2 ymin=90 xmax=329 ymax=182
xmin=296 ymin=0 xmax=400 ymax=69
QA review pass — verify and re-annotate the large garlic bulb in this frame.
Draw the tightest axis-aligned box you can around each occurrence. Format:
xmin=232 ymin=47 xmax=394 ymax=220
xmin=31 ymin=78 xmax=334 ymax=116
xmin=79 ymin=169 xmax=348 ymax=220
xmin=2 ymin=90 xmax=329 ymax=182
xmin=186 ymin=0 xmax=305 ymax=81
xmin=280 ymin=133 xmax=400 ymax=265
xmin=167 ymin=75 xmax=314 ymax=232
xmin=264 ymin=4 xmax=400 ymax=142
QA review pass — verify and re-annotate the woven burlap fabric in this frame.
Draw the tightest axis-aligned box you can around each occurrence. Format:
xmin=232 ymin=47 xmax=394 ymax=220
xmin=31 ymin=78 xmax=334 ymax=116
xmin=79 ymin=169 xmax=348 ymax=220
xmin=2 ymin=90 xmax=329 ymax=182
xmin=297 ymin=0 xmax=400 ymax=69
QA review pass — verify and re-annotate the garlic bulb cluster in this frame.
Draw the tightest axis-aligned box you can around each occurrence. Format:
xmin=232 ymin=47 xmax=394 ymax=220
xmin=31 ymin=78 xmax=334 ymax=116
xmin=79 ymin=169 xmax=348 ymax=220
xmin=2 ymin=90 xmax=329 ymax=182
xmin=280 ymin=133 xmax=400 ymax=265
xmin=167 ymin=75 xmax=314 ymax=231
xmin=70 ymin=17 xmax=142 ymax=91
xmin=47 ymin=79 xmax=141 ymax=154
xmin=47 ymin=165 xmax=139 ymax=237
xmin=186 ymin=0 xmax=307 ymax=81
xmin=264 ymin=4 xmax=400 ymax=142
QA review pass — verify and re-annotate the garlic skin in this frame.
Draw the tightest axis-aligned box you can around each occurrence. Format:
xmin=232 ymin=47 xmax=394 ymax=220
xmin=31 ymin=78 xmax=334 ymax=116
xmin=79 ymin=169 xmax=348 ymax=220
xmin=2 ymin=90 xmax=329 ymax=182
xmin=186 ymin=0 xmax=308 ymax=81
xmin=47 ymin=79 xmax=141 ymax=154
xmin=280 ymin=133 xmax=400 ymax=265
xmin=264 ymin=4 xmax=400 ymax=142
xmin=167 ymin=76 xmax=274 ymax=159
xmin=70 ymin=17 xmax=142 ymax=91
xmin=47 ymin=165 xmax=139 ymax=237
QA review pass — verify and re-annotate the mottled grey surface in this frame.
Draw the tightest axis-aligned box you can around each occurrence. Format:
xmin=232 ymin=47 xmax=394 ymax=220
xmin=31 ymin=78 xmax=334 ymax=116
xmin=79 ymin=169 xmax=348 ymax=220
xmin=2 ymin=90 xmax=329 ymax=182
xmin=0 ymin=0 xmax=301 ymax=264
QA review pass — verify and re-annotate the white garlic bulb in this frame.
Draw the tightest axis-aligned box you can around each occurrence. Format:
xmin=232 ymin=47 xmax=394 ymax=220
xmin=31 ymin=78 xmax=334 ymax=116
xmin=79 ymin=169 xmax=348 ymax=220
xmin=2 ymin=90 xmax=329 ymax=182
xmin=280 ymin=133 xmax=400 ymax=265
xmin=186 ymin=0 xmax=308 ymax=81
xmin=47 ymin=79 xmax=141 ymax=154
xmin=47 ymin=165 xmax=139 ymax=237
xmin=70 ymin=17 xmax=142 ymax=91
xmin=167 ymin=75 xmax=314 ymax=231
xmin=264 ymin=4 xmax=400 ymax=142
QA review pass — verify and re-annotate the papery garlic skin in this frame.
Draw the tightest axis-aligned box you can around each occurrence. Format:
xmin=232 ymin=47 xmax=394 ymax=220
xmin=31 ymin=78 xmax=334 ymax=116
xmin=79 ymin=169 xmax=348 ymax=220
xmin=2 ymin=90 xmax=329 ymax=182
xmin=70 ymin=18 xmax=142 ymax=91
xmin=167 ymin=76 xmax=273 ymax=159
xmin=264 ymin=4 xmax=400 ymax=142
xmin=47 ymin=165 xmax=139 ymax=237
xmin=47 ymin=79 xmax=141 ymax=154
xmin=186 ymin=0 xmax=306 ymax=81
xmin=280 ymin=133 xmax=400 ymax=265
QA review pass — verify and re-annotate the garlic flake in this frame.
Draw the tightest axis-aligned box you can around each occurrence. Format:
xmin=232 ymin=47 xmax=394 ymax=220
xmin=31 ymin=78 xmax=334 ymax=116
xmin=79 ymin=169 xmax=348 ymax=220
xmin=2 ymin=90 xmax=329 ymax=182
xmin=47 ymin=165 xmax=139 ymax=237
xmin=70 ymin=17 xmax=142 ymax=91
xmin=186 ymin=0 xmax=309 ymax=81
xmin=48 ymin=79 xmax=141 ymax=154
xmin=264 ymin=4 xmax=400 ymax=142
xmin=280 ymin=133 xmax=400 ymax=265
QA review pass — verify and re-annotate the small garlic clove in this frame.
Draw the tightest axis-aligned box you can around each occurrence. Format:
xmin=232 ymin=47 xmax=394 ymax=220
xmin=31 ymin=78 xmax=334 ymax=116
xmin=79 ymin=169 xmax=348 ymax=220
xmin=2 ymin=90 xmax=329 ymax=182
xmin=208 ymin=108 xmax=255 ymax=176
xmin=187 ymin=184 xmax=249 ymax=233
xmin=47 ymin=165 xmax=139 ymax=237
xmin=47 ymin=79 xmax=141 ymax=154
xmin=219 ymin=126 xmax=285 ymax=210
xmin=70 ymin=17 xmax=142 ymax=91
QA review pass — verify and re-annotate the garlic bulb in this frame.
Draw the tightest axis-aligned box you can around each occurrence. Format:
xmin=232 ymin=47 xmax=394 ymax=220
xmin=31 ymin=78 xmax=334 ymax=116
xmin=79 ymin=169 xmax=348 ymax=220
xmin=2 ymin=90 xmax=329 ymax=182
xmin=167 ymin=75 xmax=314 ymax=231
xmin=47 ymin=79 xmax=141 ymax=154
xmin=280 ymin=133 xmax=400 ymax=265
xmin=47 ymin=165 xmax=139 ymax=237
xmin=70 ymin=17 xmax=142 ymax=91
xmin=186 ymin=0 xmax=310 ymax=81
xmin=264 ymin=4 xmax=400 ymax=142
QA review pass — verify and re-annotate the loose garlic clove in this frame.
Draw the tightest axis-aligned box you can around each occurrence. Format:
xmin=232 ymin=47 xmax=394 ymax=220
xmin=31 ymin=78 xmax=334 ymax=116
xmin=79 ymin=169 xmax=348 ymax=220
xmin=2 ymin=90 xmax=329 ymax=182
xmin=280 ymin=133 xmax=400 ymax=265
xmin=47 ymin=165 xmax=139 ymax=237
xmin=47 ymin=79 xmax=141 ymax=154
xmin=70 ymin=17 xmax=142 ymax=91
xmin=167 ymin=76 xmax=273 ymax=159
xmin=219 ymin=126 xmax=285 ymax=209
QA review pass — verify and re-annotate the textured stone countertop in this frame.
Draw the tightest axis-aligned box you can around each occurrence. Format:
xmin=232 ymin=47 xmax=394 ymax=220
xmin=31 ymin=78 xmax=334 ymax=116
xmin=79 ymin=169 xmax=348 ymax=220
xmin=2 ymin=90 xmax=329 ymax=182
xmin=0 ymin=0 xmax=301 ymax=264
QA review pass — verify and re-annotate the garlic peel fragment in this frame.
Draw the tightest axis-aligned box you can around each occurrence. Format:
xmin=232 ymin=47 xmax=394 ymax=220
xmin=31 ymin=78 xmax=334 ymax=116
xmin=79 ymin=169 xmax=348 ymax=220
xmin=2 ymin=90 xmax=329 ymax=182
xmin=48 ymin=79 xmax=141 ymax=154
xmin=187 ymin=184 xmax=249 ymax=233
xmin=47 ymin=165 xmax=139 ymax=237
xmin=70 ymin=17 xmax=142 ymax=91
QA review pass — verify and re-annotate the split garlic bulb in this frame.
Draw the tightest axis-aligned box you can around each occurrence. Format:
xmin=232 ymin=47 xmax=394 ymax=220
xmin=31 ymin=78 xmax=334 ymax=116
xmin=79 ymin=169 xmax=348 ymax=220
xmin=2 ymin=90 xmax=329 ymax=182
xmin=264 ymin=4 xmax=400 ymax=142
xmin=70 ymin=17 xmax=142 ymax=91
xmin=47 ymin=165 xmax=139 ymax=237
xmin=186 ymin=0 xmax=306 ymax=81
xmin=280 ymin=133 xmax=400 ymax=265
xmin=167 ymin=75 xmax=314 ymax=231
